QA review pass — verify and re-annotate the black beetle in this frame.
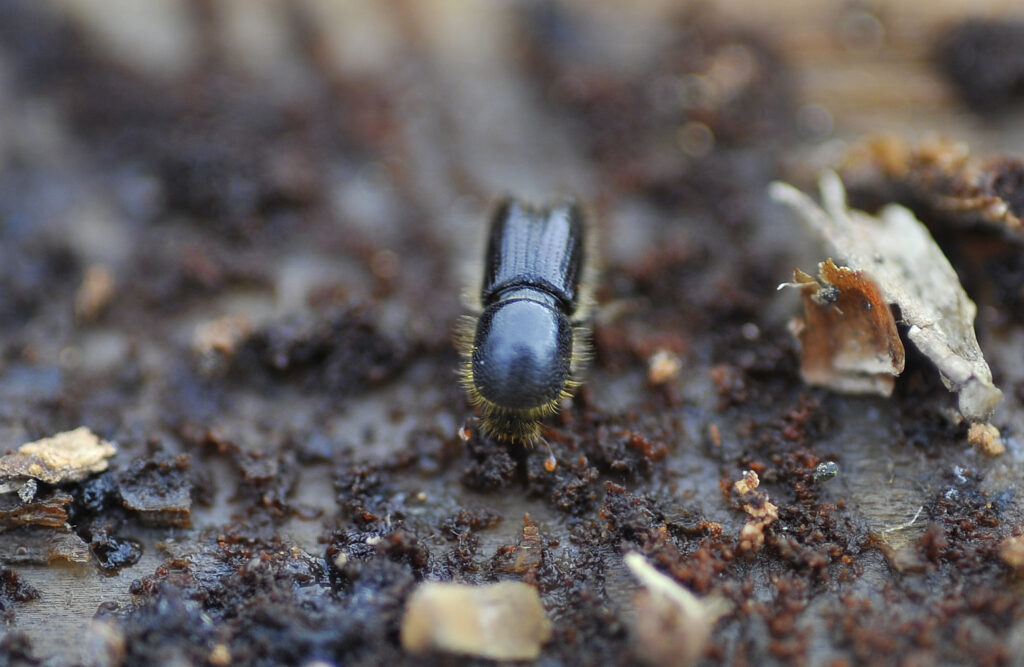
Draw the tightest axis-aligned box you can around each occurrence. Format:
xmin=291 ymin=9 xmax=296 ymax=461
xmin=458 ymin=198 xmax=592 ymax=449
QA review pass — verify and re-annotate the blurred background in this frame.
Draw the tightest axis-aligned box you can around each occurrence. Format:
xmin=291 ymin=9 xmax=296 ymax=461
xmin=3 ymin=1 xmax=1024 ymax=664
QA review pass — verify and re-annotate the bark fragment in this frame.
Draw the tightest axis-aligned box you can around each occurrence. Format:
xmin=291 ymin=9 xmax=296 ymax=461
xmin=0 ymin=428 xmax=117 ymax=495
xmin=785 ymin=259 xmax=904 ymax=395
xmin=400 ymin=581 xmax=551 ymax=660
xmin=772 ymin=172 xmax=1003 ymax=423
xmin=625 ymin=552 xmax=725 ymax=667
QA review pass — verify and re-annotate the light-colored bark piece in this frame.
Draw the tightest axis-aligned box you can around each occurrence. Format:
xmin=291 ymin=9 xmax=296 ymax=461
xmin=771 ymin=172 xmax=1002 ymax=422
xmin=0 ymin=427 xmax=117 ymax=494
xmin=968 ymin=422 xmax=1005 ymax=456
xmin=400 ymin=580 xmax=551 ymax=660
xmin=625 ymin=552 xmax=728 ymax=667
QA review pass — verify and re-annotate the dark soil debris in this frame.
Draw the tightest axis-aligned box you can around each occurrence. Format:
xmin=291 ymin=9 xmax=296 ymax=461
xmin=113 ymin=535 xmax=385 ymax=667
xmin=89 ymin=529 xmax=143 ymax=573
xmin=231 ymin=304 xmax=412 ymax=395
xmin=936 ymin=19 xmax=1024 ymax=113
xmin=521 ymin=5 xmax=794 ymax=192
xmin=0 ymin=568 xmax=40 ymax=621
xmin=116 ymin=455 xmax=194 ymax=527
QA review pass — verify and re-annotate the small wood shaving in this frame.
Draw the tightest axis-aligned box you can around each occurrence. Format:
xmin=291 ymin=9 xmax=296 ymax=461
xmin=967 ymin=422 xmax=1005 ymax=457
xmin=625 ymin=552 xmax=727 ymax=667
xmin=192 ymin=315 xmax=251 ymax=356
xmin=1000 ymin=536 xmax=1024 ymax=570
xmin=0 ymin=427 xmax=116 ymax=493
xmin=733 ymin=469 xmax=759 ymax=495
xmin=732 ymin=470 xmax=778 ymax=552
xmin=647 ymin=349 xmax=682 ymax=385
xmin=771 ymin=172 xmax=1003 ymax=423
xmin=208 ymin=644 xmax=231 ymax=667
xmin=74 ymin=264 xmax=116 ymax=322
xmin=743 ymin=499 xmax=779 ymax=521
xmin=192 ymin=315 xmax=252 ymax=375
xmin=738 ymin=495 xmax=780 ymax=552
xmin=738 ymin=509 xmax=776 ymax=551
xmin=400 ymin=581 xmax=551 ymax=660
xmin=708 ymin=423 xmax=722 ymax=448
